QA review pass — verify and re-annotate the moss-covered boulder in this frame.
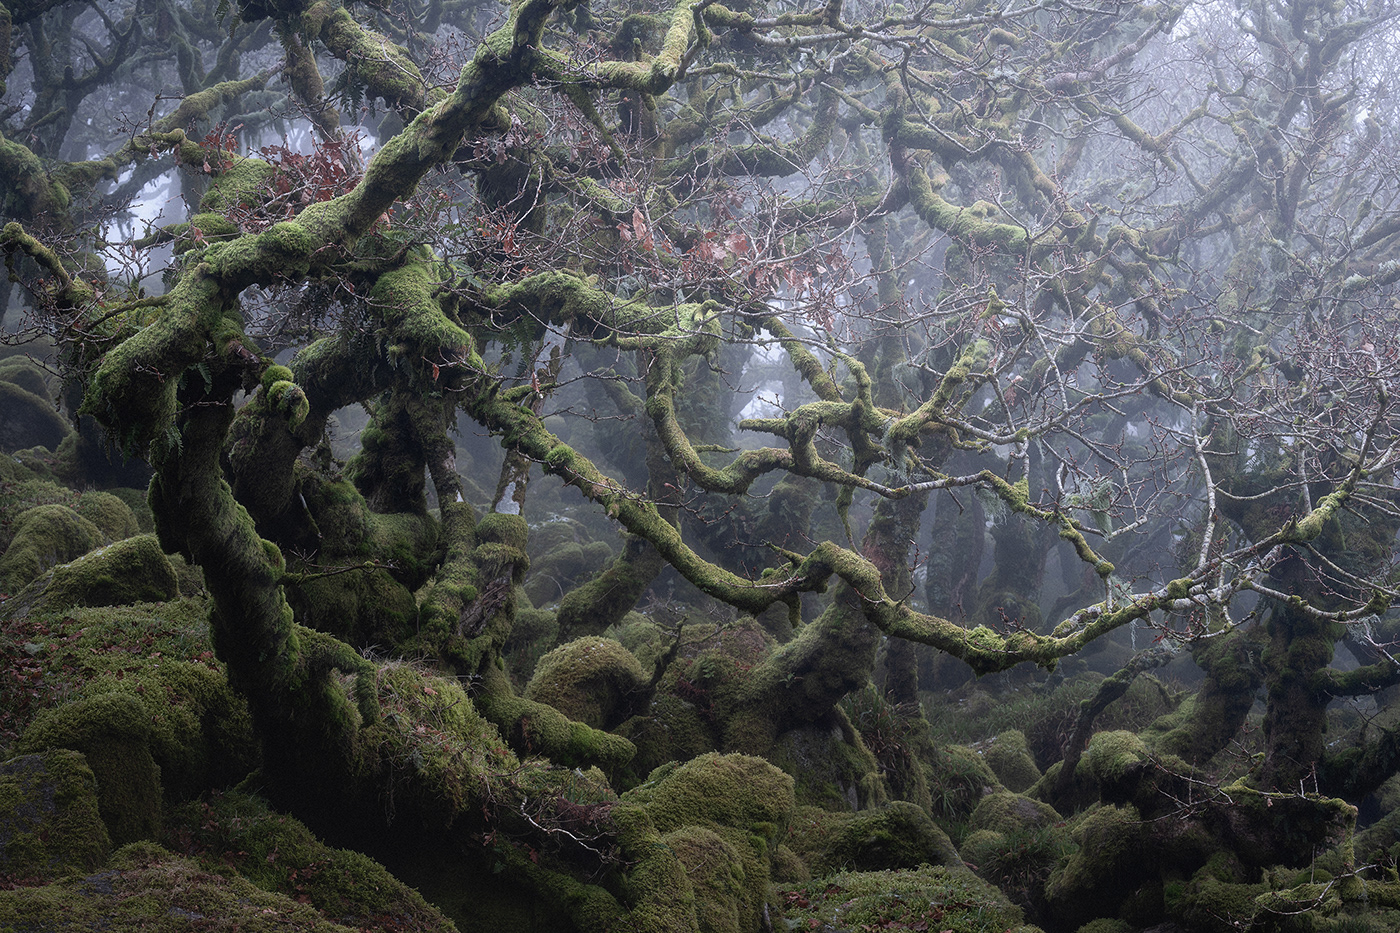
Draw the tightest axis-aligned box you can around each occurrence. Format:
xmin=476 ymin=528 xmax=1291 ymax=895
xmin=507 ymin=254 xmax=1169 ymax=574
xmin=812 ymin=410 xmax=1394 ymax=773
xmin=968 ymin=790 xmax=1063 ymax=835
xmin=776 ymin=865 xmax=1038 ymax=932
xmin=72 ymin=490 xmax=140 ymax=542
xmin=624 ymin=753 xmax=796 ymax=933
xmin=0 ymin=749 xmax=111 ymax=882
xmin=0 ymin=503 xmax=102 ymax=593
xmin=165 ymin=791 xmax=457 ymax=931
xmin=1044 ymin=804 xmax=1145 ymax=929
xmin=0 ymin=478 xmax=78 ymax=551
xmin=0 ymin=380 xmax=69 ymax=454
xmin=0 ymin=356 xmax=53 ymax=400
xmin=983 ymin=729 xmax=1041 ymax=793
xmin=0 ymin=840 xmax=393 ymax=932
xmin=14 ymin=619 xmax=257 ymax=844
xmin=788 ymin=801 xmax=960 ymax=876
xmin=14 ymin=534 xmax=178 ymax=613
xmin=525 ymin=636 xmax=648 ymax=729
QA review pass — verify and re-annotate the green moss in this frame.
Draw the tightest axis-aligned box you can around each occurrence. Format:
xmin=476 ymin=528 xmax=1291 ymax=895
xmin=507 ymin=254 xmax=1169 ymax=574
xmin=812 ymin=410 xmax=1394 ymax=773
xmin=16 ymin=692 xmax=162 ymax=845
xmin=524 ymin=637 xmax=647 ymax=729
xmin=285 ymin=565 xmax=418 ymax=649
xmin=1083 ymin=729 xmax=1149 ymax=784
xmin=0 ymin=503 xmax=102 ymax=593
xmin=622 ymin=753 xmax=794 ymax=933
xmin=0 ymin=356 xmax=52 ymax=399
xmin=626 ymin=753 xmax=794 ymax=835
xmin=0 ymin=381 xmax=69 ymax=455
xmin=11 ymin=601 xmax=256 ymax=839
xmin=968 ymin=791 xmax=1063 ymax=836
xmin=0 ymin=749 xmax=111 ymax=881
xmin=198 ymin=157 xmax=277 ymax=213
xmin=0 ymin=479 xmax=76 ymax=550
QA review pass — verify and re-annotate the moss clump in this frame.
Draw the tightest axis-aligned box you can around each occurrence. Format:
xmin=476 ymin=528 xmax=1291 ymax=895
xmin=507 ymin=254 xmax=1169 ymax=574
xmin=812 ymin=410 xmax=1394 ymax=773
xmin=524 ymin=637 xmax=647 ymax=729
xmin=788 ymin=801 xmax=960 ymax=876
xmin=0 ymin=503 xmax=102 ymax=593
xmin=0 ymin=840 xmax=367 ymax=932
xmin=927 ymin=743 xmax=999 ymax=825
xmin=0 ymin=749 xmax=111 ymax=881
xmin=165 ymin=791 xmax=457 ymax=931
xmin=16 ymin=692 xmax=162 ymax=845
xmin=777 ymin=865 xmax=1035 ymax=932
xmin=983 ymin=730 xmax=1042 ymax=793
xmin=104 ymin=487 xmax=156 ymax=534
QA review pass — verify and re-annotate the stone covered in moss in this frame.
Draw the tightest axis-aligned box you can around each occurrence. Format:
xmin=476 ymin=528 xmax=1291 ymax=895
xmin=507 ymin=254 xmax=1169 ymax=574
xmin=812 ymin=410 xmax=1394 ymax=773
xmin=165 ymin=791 xmax=457 ymax=931
xmin=525 ymin=636 xmax=647 ymax=729
xmin=968 ymin=790 xmax=1063 ymax=835
xmin=72 ymin=490 xmax=140 ymax=541
xmin=928 ymin=743 xmax=1000 ymax=824
xmin=777 ymin=865 xmax=1038 ymax=932
xmin=103 ymin=487 xmax=156 ymax=534
xmin=983 ymin=729 xmax=1041 ymax=793
xmin=0 ymin=840 xmax=376 ymax=932
xmin=11 ymin=600 xmax=256 ymax=844
xmin=1044 ymin=804 xmax=1145 ymax=929
xmin=0 ymin=503 xmax=102 ymax=593
xmin=0 ymin=380 xmax=69 ymax=454
xmin=16 ymin=534 xmax=177 ymax=613
xmin=0 ymin=749 xmax=110 ymax=881
xmin=788 ymin=800 xmax=960 ymax=876
xmin=625 ymin=753 xmax=796 ymax=933
xmin=0 ymin=356 xmax=53 ymax=400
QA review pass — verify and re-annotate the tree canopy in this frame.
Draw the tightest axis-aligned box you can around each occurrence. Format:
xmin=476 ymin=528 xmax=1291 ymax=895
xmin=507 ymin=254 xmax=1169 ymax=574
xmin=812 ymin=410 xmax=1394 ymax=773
xmin=4 ymin=0 xmax=1400 ymax=928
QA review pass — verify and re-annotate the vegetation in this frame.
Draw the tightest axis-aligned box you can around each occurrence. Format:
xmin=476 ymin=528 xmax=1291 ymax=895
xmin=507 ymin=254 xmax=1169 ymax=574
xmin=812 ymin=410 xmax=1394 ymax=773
xmin=3 ymin=0 xmax=1400 ymax=929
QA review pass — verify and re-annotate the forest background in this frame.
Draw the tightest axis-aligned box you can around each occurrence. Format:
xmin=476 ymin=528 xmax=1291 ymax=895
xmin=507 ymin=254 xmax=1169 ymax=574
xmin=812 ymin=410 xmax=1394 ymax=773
xmin=3 ymin=0 xmax=1400 ymax=930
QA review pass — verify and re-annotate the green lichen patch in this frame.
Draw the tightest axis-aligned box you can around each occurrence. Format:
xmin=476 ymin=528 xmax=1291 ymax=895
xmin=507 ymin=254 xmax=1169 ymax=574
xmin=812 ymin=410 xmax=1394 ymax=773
xmin=0 ymin=749 xmax=111 ymax=883
xmin=0 ymin=841 xmax=364 ymax=932
xmin=777 ymin=865 xmax=1037 ymax=932
xmin=165 ymin=791 xmax=457 ymax=932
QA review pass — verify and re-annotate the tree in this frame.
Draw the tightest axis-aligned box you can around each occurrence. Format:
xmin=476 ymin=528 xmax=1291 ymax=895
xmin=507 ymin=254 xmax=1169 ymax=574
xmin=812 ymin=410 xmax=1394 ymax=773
xmin=4 ymin=0 xmax=1400 ymax=928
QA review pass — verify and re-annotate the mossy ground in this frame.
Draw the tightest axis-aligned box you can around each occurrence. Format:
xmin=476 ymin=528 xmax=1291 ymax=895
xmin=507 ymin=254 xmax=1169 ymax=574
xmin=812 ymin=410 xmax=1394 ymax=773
xmin=776 ymin=865 xmax=1039 ymax=932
